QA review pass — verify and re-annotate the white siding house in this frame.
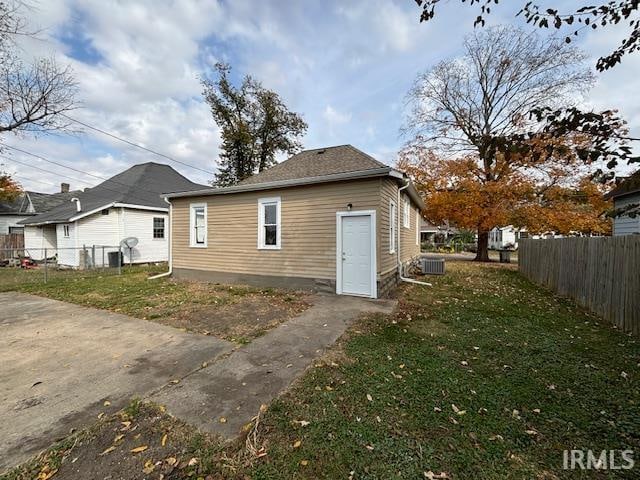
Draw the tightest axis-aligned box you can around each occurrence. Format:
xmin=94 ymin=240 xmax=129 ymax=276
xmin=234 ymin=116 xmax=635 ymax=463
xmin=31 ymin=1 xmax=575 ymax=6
xmin=611 ymin=193 xmax=640 ymax=236
xmin=604 ymin=171 xmax=640 ymax=236
xmin=20 ymin=163 xmax=202 ymax=268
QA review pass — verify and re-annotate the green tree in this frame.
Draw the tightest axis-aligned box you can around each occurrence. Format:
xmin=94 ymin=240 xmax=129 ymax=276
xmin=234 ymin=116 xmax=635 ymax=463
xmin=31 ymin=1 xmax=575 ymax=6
xmin=202 ymin=63 xmax=307 ymax=186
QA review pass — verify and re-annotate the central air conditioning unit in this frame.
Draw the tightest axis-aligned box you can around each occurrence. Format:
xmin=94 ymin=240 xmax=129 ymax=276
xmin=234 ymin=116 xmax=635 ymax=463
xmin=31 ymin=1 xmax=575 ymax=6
xmin=421 ymin=257 xmax=445 ymax=275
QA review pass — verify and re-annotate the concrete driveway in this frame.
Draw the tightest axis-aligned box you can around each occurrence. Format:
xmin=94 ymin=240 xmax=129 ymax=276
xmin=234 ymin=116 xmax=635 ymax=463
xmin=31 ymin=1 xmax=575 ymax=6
xmin=0 ymin=292 xmax=233 ymax=473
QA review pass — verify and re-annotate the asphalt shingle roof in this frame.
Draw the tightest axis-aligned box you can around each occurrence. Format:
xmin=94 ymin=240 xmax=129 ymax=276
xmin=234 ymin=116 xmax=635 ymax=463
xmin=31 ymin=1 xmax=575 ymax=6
xmin=20 ymin=162 xmax=206 ymax=225
xmin=0 ymin=191 xmax=80 ymax=215
xmin=238 ymin=145 xmax=388 ymax=185
xmin=604 ymin=170 xmax=640 ymax=200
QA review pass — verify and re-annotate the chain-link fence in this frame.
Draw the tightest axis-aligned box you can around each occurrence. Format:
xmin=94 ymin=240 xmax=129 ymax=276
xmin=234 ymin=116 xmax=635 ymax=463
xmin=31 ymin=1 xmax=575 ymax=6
xmin=0 ymin=245 xmax=125 ymax=289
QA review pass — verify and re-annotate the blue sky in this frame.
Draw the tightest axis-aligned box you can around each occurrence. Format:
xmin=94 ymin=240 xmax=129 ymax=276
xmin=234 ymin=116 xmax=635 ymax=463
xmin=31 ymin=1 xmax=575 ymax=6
xmin=5 ymin=0 xmax=639 ymax=192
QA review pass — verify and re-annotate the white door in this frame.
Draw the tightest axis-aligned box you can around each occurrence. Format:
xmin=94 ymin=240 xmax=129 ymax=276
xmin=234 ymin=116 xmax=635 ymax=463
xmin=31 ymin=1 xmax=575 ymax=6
xmin=341 ymin=215 xmax=373 ymax=296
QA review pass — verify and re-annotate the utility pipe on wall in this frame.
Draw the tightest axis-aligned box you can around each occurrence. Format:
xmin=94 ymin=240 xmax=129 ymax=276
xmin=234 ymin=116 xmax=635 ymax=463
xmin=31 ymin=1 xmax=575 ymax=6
xmin=397 ymin=181 xmax=432 ymax=288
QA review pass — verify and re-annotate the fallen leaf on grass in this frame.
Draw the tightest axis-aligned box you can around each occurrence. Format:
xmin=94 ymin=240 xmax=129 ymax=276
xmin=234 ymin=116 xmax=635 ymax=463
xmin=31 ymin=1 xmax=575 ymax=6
xmin=37 ymin=467 xmax=57 ymax=480
xmin=103 ymin=400 xmax=111 ymax=407
xmin=187 ymin=458 xmax=198 ymax=466
xmin=130 ymin=445 xmax=148 ymax=454
xmin=161 ymin=434 xmax=168 ymax=446
xmin=293 ymin=420 xmax=310 ymax=427
xmin=219 ymin=417 xmax=227 ymax=424
xmin=100 ymin=446 xmax=116 ymax=456
xmin=166 ymin=457 xmax=178 ymax=466
xmin=366 ymin=394 xmax=373 ymax=402
xmin=143 ymin=460 xmax=155 ymax=474
xmin=293 ymin=440 xmax=302 ymax=448
xmin=424 ymin=471 xmax=448 ymax=479
xmin=300 ymin=460 xmax=309 ymax=466
xmin=113 ymin=434 xmax=125 ymax=443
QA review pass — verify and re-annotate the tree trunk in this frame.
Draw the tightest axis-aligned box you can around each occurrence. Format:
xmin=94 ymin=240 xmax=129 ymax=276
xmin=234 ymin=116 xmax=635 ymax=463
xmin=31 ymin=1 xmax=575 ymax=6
xmin=475 ymin=230 xmax=490 ymax=262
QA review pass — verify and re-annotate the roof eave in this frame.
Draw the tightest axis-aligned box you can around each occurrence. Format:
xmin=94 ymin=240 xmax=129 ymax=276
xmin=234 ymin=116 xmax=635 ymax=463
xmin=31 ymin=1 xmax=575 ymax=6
xmin=163 ymin=168 xmax=394 ymax=199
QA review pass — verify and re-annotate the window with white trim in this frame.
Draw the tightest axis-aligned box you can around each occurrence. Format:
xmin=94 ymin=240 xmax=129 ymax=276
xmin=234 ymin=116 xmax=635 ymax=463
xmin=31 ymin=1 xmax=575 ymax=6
xmin=258 ymin=197 xmax=281 ymax=249
xmin=63 ymin=224 xmax=70 ymax=238
xmin=190 ymin=203 xmax=207 ymax=247
xmin=403 ymin=197 xmax=410 ymax=229
xmin=389 ymin=200 xmax=396 ymax=253
xmin=153 ymin=217 xmax=165 ymax=239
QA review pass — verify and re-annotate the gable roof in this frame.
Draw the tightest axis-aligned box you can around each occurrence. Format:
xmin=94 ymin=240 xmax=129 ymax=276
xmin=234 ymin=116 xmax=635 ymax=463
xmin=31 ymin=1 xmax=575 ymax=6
xmin=20 ymin=162 xmax=206 ymax=225
xmin=164 ymin=145 xmax=425 ymax=209
xmin=604 ymin=170 xmax=640 ymax=200
xmin=238 ymin=145 xmax=388 ymax=185
xmin=0 ymin=190 xmax=80 ymax=216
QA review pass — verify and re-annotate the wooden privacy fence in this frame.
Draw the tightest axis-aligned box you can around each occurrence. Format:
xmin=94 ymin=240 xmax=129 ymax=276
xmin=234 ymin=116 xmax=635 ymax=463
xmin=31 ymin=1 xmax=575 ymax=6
xmin=519 ymin=237 xmax=640 ymax=335
xmin=0 ymin=233 xmax=24 ymax=259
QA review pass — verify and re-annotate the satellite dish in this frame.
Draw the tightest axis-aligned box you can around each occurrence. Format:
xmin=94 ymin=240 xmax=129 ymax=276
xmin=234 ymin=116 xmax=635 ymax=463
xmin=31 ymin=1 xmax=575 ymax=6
xmin=120 ymin=237 xmax=139 ymax=249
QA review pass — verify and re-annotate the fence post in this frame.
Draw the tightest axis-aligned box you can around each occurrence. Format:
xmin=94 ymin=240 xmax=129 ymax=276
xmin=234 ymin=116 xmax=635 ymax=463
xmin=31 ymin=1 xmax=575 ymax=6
xmin=44 ymin=247 xmax=48 ymax=283
xmin=91 ymin=245 xmax=96 ymax=270
xmin=102 ymin=246 xmax=105 ymax=269
xmin=118 ymin=245 xmax=122 ymax=275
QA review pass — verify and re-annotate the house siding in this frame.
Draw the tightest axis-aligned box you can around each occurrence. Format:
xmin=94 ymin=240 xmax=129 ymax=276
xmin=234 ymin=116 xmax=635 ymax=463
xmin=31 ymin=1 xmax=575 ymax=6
xmin=171 ymin=179 xmax=382 ymax=281
xmin=0 ymin=215 xmax=29 ymax=234
xmin=613 ymin=194 xmax=640 ymax=236
xmin=171 ymin=177 xmax=422 ymax=296
xmin=24 ymin=225 xmax=56 ymax=260
xmin=379 ymin=178 xmax=420 ymax=277
xmin=120 ymin=208 xmax=169 ymax=263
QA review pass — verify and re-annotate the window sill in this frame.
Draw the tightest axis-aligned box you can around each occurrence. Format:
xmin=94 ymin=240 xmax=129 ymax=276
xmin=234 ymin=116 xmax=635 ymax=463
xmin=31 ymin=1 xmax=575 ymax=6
xmin=189 ymin=244 xmax=207 ymax=248
xmin=389 ymin=249 xmax=396 ymax=254
xmin=258 ymin=245 xmax=281 ymax=250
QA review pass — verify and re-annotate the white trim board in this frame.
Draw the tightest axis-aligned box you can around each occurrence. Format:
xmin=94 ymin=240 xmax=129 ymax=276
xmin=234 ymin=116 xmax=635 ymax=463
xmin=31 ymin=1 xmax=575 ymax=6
xmin=335 ymin=210 xmax=377 ymax=299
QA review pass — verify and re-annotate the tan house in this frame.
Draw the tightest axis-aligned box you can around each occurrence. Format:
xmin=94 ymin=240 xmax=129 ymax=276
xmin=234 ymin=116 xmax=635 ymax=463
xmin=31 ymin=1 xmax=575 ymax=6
xmin=163 ymin=145 xmax=424 ymax=298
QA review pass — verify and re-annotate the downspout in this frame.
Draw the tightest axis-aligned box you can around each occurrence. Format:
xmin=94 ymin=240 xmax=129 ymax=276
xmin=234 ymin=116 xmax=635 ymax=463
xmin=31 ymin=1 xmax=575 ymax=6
xmin=397 ymin=181 xmax=432 ymax=287
xmin=148 ymin=197 xmax=172 ymax=280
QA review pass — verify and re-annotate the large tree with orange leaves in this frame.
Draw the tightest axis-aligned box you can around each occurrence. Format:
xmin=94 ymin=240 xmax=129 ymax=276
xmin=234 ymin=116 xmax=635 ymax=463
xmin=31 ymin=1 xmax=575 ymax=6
xmin=398 ymin=147 xmax=612 ymax=259
xmin=402 ymin=26 xmax=632 ymax=261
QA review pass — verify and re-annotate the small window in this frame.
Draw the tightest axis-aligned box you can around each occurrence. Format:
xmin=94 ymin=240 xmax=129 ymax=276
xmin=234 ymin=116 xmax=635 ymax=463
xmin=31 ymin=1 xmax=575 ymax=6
xmin=403 ymin=197 xmax=410 ymax=229
xmin=389 ymin=200 xmax=396 ymax=253
xmin=101 ymin=209 xmax=109 ymax=215
xmin=63 ymin=224 xmax=70 ymax=238
xmin=153 ymin=217 xmax=165 ymax=239
xmin=190 ymin=203 xmax=207 ymax=247
xmin=258 ymin=197 xmax=281 ymax=249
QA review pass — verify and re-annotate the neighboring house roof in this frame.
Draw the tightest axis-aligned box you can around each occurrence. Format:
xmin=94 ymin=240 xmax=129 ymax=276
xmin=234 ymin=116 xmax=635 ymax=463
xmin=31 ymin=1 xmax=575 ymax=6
xmin=0 ymin=191 xmax=79 ymax=216
xmin=164 ymin=144 xmax=425 ymax=209
xmin=604 ymin=170 xmax=640 ymax=200
xmin=20 ymin=162 xmax=206 ymax=225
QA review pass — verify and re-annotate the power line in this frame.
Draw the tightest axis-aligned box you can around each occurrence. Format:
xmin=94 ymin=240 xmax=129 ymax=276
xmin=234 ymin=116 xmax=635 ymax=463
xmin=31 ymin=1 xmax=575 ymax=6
xmin=60 ymin=113 xmax=215 ymax=175
xmin=2 ymin=144 xmax=182 ymax=201
xmin=0 ymin=155 xmax=160 ymax=207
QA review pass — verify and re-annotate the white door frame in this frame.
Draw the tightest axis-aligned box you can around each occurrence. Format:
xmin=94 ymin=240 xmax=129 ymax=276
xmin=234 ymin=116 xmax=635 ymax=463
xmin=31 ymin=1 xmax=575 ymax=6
xmin=336 ymin=210 xmax=377 ymax=299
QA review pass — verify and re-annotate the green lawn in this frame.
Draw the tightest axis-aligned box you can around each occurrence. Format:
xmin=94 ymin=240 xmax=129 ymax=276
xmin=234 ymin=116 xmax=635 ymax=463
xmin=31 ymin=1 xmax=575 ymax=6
xmin=5 ymin=262 xmax=639 ymax=479
xmin=0 ymin=266 xmax=309 ymax=343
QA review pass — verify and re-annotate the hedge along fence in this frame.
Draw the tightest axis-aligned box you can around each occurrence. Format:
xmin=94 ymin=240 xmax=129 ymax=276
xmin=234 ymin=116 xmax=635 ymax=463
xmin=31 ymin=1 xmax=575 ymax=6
xmin=519 ymin=236 xmax=640 ymax=335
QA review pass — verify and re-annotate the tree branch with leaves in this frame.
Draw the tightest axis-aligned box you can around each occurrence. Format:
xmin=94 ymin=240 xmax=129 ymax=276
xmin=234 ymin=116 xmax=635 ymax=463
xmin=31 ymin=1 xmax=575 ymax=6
xmin=414 ymin=0 xmax=640 ymax=71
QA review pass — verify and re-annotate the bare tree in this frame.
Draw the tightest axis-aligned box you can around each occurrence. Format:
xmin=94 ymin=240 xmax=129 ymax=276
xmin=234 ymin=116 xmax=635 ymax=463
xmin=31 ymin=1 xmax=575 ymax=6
xmin=0 ymin=1 xmax=77 ymax=137
xmin=403 ymin=26 xmax=596 ymax=260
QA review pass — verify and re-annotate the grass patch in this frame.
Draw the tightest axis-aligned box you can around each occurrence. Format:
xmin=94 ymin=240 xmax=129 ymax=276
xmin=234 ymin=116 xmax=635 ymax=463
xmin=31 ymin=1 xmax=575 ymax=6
xmin=0 ymin=265 xmax=309 ymax=343
xmin=4 ymin=263 xmax=639 ymax=479
xmin=249 ymin=263 xmax=640 ymax=479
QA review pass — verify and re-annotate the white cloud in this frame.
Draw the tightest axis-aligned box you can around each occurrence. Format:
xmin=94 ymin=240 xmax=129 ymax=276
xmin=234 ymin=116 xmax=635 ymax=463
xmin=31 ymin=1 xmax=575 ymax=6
xmin=3 ymin=0 xmax=638 ymax=193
